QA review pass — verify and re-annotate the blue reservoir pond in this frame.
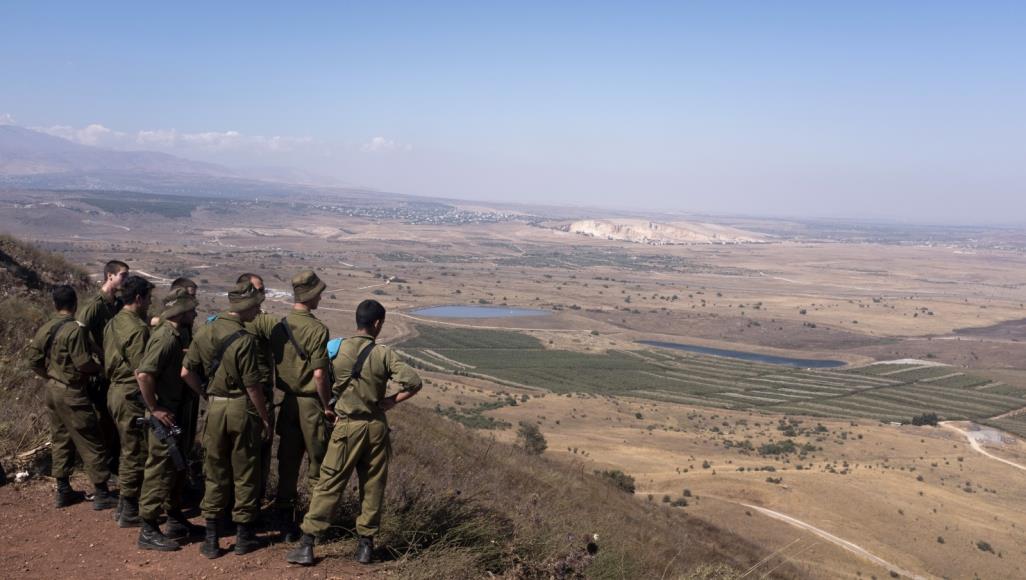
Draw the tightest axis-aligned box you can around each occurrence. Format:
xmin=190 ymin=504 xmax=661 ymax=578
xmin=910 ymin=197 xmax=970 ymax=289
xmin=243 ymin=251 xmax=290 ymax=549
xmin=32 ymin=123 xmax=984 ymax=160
xmin=410 ymin=305 xmax=552 ymax=319
xmin=637 ymin=340 xmax=846 ymax=368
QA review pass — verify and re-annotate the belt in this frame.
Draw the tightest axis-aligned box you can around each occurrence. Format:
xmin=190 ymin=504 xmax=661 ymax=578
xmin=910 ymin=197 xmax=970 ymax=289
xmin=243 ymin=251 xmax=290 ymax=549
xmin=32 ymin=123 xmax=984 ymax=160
xmin=209 ymin=394 xmax=245 ymax=401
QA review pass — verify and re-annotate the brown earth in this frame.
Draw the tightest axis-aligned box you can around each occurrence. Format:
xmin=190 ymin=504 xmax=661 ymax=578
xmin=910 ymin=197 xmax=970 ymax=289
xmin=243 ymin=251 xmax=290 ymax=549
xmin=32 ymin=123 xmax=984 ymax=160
xmin=0 ymin=480 xmax=381 ymax=579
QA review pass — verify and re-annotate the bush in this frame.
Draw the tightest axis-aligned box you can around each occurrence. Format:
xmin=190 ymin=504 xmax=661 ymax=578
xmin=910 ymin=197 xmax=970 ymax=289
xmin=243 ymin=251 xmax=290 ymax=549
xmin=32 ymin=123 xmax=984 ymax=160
xmin=911 ymin=412 xmax=939 ymax=426
xmin=516 ymin=421 xmax=547 ymax=455
xmin=594 ymin=469 xmax=636 ymax=494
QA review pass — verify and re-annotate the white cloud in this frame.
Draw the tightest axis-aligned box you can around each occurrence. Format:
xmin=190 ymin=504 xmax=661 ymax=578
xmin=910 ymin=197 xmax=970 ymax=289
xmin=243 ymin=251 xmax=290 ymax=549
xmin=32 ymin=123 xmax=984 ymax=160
xmin=0 ymin=113 xmax=16 ymax=125
xmin=361 ymin=136 xmax=412 ymax=153
xmin=35 ymin=123 xmax=312 ymax=154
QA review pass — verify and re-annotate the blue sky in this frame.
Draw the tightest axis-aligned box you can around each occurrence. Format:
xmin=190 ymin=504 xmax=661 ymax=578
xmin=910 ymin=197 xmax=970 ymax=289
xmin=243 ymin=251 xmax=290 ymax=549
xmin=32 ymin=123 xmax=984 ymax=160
xmin=2 ymin=2 xmax=1024 ymax=223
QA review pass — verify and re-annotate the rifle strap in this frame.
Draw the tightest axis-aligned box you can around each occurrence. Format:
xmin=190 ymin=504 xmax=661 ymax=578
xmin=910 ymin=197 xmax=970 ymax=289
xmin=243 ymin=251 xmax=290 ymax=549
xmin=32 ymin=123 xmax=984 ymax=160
xmin=207 ymin=330 xmax=247 ymax=385
xmin=43 ymin=319 xmax=75 ymax=368
xmin=350 ymin=340 xmax=375 ymax=380
xmin=279 ymin=316 xmax=309 ymax=361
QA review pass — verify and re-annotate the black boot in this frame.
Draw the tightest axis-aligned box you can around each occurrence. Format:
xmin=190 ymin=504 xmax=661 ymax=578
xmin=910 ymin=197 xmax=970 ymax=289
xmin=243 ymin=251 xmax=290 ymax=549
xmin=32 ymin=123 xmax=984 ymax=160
xmin=355 ymin=536 xmax=374 ymax=564
xmin=164 ymin=510 xmax=204 ymax=540
xmin=234 ymin=522 xmax=266 ymax=555
xmin=285 ymin=533 xmax=316 ymax=566
xmin=138 ymin=519 xmax=181 ymax=552
xmin=277 ymin=507 xmax=301 ymax=543
xmin=113 ymin=496 xmax=123 ymax=521
xmin=92 ymin=482 xmax=118 ymax=510
xmin=118 ymin=496 xmax=141 ymax=528
xmin=199 ymin=519 xmax=221 ymax=559
xmin=54 ymin=477 xmax=81 ymax=508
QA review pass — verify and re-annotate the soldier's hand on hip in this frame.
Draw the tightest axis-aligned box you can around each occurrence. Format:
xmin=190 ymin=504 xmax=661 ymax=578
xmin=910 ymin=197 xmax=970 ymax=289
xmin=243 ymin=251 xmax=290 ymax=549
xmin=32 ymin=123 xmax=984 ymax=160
xmin=378 ymin=396 xmax=398 ymax=412
xmin=324 ymin=408 xmax=339 ymax=424
xmin=152 ymin=407 xmax=175 ymax=428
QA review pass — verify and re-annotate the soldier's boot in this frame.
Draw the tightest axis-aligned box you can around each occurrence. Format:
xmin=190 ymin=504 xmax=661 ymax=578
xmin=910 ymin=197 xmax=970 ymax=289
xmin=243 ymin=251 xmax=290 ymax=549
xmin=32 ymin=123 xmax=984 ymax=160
xmin=113 ymin=496 xmax=123 ymax=521
xmin=233 ymin=523 xmax=266 ymax=555
xmin=277 ymin=507 xmax=301 ymax=542
xmin=355 ymin=536 xmax=374 ymax=564
xmin=138 ymin=519 xmax=181 ymax=552
xmin=92 ymin=482 xmax=118 ymax=511
xmin=285 ymin=533 xmax=316 ymax=566
xmin=55 ymin=477 xmax=82 ymax=508
xmin=199 ymin=519 xmax=222 ymax=559
xmin=118 ymin=496 xmax=142 ymax=528
xmin=164 ymin=510 xmax=204 ymax=540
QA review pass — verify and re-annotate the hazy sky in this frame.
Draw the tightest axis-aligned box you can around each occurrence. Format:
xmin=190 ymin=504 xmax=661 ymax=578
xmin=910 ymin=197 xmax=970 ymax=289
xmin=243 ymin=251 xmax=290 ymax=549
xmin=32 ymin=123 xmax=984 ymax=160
xmin=2 ymin=2 xmax=1024 ymax=223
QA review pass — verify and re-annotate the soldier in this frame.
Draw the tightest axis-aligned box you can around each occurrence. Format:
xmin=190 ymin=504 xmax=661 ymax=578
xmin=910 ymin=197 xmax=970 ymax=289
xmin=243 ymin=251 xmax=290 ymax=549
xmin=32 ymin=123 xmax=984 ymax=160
xmin=269 ymin=270 xmax=334 ymax=540
xmin=286 ymin=299 xmax=422 ymax=566
xmin=136 ymin=288 xmax=205 ymax=551
xmin=181 ymin=280 xmax=273 ymax=559
xmin=26 ymin=285 xmax=119 ymax=510
xmin=149 ymin=277 xmax=198 ymax=334
xmin=104 ymin=274 xmax=155 ymax=527
xmin=235 ymin=273 xmax=278 ymax=506
xmin=78 ymin=259 xmax=129 ymax=472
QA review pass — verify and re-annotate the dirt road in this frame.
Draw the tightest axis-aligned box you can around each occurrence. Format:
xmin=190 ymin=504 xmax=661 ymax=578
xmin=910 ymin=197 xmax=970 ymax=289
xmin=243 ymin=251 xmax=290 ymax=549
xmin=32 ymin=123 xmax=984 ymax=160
xmin=739 ymin=503 xmax=931 ymax=580
xmin=940 ymin=421 xmax=1026 ymax=472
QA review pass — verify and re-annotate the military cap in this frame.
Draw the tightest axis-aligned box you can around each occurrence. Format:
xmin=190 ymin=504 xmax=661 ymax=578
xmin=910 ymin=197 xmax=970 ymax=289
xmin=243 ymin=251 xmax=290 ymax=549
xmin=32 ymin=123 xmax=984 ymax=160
xmin=160 ymin=287 xmax=198 ymax=319
xmin=228 ymin=280 xmax=265 ymax=312
xmin=292 ymin=270 xmax=326 ymax=303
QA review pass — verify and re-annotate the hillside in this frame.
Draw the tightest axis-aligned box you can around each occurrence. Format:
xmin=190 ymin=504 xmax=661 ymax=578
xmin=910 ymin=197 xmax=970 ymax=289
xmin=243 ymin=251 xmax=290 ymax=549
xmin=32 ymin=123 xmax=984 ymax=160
xmin=0 ymin=234 xmax=801 ymax=579
xmin=568 ymin=219 xmax=765 ymax=245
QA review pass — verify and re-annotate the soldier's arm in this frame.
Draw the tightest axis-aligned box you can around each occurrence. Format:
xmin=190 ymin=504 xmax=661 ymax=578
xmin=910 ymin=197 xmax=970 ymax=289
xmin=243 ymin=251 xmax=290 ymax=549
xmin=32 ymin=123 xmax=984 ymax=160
xmin=26 ymin=329 xmax=47 ymax=377
xmin=125 ymin=326 xmax=150 ymax=370
xmin=379 ymin=347 xmax=423 ymax=411
xmin=309 ymin=326 xmax=335 ymax=418
xmin=236 ymin=337 xmax=273 ymax=437
xmin=70 ymin=326 xmax=101 ymax=374
xmin=180 ymin=345 xmax=207 ymax=399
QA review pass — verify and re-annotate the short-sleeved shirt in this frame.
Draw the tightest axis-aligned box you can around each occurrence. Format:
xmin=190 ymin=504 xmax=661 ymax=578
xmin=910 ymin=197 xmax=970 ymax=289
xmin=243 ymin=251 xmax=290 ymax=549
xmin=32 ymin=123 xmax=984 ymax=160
xmin=77 ymin=290 xmax=120 ymax=356
xmin=103 ymin=309 xmax=150 ymax=385
xmin=332 ymin=336 xmax=422 ymax=417
xmin=153 ymin=317 xmax=193 ymax=350
xmin=136 ymin=322 xmax=188 ymax=408
xmin=184 ymin=313 xmax=268 ymax=397
xmin=26 ymin=314 xmax=93 ymax=386
xmin=270 ymin=310 xmax=329 ymax=396
xmin=244 ymin=312 xmax=278 ymax=387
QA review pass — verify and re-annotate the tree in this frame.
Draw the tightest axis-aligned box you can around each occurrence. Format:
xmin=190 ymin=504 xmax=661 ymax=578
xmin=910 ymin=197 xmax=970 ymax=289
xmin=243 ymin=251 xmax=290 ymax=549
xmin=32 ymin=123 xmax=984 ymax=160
xmin=517 ymin=421 xmax=547 ymax=455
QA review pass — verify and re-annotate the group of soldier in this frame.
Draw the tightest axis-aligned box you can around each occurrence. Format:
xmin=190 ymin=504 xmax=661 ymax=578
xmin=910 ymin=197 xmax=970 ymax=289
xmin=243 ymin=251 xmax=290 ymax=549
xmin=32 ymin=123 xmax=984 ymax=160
xmin=27 ymin=260 xmax=423 ymax=565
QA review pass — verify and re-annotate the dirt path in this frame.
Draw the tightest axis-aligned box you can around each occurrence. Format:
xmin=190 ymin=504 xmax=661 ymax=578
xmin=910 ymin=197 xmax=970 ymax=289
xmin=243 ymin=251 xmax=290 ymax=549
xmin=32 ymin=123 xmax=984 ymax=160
xmin=739 ymin=503 xmax=931 ymax=580
xmin=0 ymin=481 xmax=383 ymax=579
xmin=940 ymin=421 xmax=1026 ymax=472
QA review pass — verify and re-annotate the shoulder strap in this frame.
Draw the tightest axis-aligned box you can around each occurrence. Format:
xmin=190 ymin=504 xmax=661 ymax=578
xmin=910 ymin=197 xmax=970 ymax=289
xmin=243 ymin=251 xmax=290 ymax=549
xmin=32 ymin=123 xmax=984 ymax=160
xmin=350 ymin=341 xmax=375 ymax=380
xmin=43 ymin=319 xmax=76 ymax=366
xmin=207 ymin=329 xmax=247 ymax=384
xmin=278 ymin=316 xmax=309 ymax=361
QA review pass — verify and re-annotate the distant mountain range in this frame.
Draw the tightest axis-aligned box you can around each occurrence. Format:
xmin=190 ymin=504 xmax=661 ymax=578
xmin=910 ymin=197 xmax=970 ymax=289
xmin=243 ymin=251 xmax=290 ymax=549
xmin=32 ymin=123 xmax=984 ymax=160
xmin=0 ymin=125 xmax=387 ymax=200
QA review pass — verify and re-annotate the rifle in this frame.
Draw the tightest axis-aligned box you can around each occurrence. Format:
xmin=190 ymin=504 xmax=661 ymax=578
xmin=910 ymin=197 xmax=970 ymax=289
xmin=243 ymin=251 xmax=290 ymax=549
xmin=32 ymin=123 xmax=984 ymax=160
xmin=132 ymin=416 xmax=186 ymax=471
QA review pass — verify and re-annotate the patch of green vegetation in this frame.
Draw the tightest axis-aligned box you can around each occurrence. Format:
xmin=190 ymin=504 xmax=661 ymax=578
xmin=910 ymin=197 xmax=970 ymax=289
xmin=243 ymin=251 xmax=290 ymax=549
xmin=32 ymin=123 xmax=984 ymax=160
xmin=403 ymin=326 xmax=1026 ymax=422
xmin=78 ymin=194 xmax=198 ymax=218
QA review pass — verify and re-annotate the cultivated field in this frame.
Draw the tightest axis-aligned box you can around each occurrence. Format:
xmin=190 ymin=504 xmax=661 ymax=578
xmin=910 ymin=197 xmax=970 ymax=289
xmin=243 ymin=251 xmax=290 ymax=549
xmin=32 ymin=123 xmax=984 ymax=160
xmin=400 ymin=325 xmax=1026 ymax=424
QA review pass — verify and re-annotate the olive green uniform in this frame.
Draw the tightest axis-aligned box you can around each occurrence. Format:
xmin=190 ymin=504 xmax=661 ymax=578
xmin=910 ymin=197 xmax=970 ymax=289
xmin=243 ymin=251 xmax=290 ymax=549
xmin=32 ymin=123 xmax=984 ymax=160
xmin=138 ymin=323 xmax=190 ymax=521
xmin=301 ymin=336 xmax=422 ymax=537
xmin=77 ymin=290 xmax=121 ymax=466
xmin=26 ymin=314 xmax=111 ymax=484
xmin=104 ymin=309 xmax=150 ymax=498
xmin=185 ymin=314 xmax=269 ymax=524
xmin=270 ymin=310 xmax=331 ymax=508
xmin=244 ymin=312 xmax=278 ymax=500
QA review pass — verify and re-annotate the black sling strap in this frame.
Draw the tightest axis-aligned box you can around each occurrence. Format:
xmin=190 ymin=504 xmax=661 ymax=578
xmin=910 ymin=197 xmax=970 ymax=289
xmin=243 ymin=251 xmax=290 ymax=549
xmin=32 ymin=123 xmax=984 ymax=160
xmin=350 ymin=340 xmax=375 ymax=380
xmin=278 ymin=316 xmax=309 ymax=361
xmin=43 ymin=319 xmax=76 ymax=367
xmin=206 ymin=329 xmax=247 ymax=385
